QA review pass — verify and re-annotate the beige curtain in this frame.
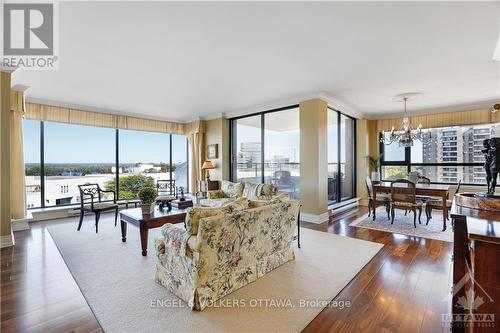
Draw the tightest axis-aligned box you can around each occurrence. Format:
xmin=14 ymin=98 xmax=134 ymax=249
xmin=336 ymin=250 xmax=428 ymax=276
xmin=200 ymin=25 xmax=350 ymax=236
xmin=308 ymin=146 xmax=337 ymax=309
xmin=10 ymin=92 xmax=26 ymax=219
xmin=186 ymin=120 xmax=206 ymax=193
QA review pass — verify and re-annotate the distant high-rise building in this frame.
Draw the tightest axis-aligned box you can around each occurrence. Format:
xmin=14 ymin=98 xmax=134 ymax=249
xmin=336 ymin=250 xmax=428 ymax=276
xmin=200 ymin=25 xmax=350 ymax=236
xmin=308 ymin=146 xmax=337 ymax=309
xmin=238 ymin=142 xmax=261 ymax=166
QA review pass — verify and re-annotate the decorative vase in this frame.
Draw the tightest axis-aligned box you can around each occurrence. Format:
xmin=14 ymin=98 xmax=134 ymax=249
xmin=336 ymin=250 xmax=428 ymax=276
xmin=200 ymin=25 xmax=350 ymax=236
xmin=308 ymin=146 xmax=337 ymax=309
xmin=371 ymin=171 xmax=380 ymax=182
xmin=140 ymin=203 xmax=154 ymax=215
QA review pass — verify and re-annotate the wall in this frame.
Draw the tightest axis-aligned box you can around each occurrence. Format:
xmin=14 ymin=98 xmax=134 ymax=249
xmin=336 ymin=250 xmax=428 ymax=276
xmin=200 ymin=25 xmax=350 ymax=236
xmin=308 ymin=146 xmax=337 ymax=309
xmin=205 ymin=117 xmax=230 ymax=181
xmin=0 ymin=72 xmax=13 ymax=247
xmin=355 ymin=119 xmax=379 ymax=205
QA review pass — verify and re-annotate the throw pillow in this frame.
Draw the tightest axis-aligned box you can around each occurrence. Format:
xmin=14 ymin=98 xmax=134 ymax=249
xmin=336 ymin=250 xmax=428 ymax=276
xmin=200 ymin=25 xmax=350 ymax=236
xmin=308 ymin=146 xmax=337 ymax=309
xmin=242 ymin=182 xmax=264 ymax=200
xmin=221 ymin=180 xmax=244 ymax=198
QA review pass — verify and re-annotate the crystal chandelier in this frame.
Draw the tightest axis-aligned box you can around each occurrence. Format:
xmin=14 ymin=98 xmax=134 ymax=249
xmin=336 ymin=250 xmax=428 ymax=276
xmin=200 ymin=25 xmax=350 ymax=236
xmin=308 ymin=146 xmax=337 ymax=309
xmin=380 ymin=93 xmax=430 ymax=147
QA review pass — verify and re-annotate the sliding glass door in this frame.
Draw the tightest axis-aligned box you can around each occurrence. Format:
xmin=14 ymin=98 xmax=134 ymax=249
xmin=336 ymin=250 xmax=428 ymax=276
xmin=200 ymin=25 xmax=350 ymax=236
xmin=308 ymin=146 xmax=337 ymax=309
xmin=264 ymin=109 xmax=300 ymax=199
xmin=234 ymin=115 xmax=262 ymax=183
xmin=327 ymin=108 xmax=356 ymax=204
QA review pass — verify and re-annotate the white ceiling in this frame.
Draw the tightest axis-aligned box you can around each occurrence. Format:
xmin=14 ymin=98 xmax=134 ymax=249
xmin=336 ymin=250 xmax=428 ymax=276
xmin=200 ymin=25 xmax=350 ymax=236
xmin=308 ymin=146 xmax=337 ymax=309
xmin=12 ymin=1 xmax=500 ymax=122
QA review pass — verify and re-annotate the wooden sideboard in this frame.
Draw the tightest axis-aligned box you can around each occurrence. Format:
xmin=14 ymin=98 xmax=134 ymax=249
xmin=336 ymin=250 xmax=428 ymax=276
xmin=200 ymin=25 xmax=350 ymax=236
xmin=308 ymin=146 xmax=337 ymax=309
xmin=450 ymin=200 xmax=500 ymax=333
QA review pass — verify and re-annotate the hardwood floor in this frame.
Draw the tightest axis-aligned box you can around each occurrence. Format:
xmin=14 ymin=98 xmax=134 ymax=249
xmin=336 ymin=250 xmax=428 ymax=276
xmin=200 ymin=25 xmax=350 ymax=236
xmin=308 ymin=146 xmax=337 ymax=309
xmin=1 ymin=207 xmax=453 ymax=333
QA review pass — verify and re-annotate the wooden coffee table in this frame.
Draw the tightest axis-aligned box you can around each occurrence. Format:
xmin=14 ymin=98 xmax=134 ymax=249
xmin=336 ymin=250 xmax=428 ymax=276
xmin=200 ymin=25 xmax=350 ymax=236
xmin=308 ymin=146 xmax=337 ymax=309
xmin=119 ymin=206 xmax=187 ymax=256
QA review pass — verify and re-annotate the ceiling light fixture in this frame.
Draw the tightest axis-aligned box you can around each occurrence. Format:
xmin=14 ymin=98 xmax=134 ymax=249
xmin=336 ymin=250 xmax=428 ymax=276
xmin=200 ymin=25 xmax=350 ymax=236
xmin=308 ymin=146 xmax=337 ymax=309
xmin=380 ymin=93 xmax=431 ymax=147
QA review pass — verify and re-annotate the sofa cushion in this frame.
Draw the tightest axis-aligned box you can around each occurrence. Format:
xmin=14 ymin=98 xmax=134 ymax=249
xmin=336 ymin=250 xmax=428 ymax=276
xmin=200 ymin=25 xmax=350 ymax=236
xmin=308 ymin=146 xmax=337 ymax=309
xmin=185 ymin=197 xmax=248 ymax=234
xmin=198 ymin=197 xmax=236 ymax=207
xmin=221 ymin=180 xmax=244 ymax=198
xmin=207 ymin=190 xmax=227 ymax=199
xmin=248 ymin=193 xmax=289 ymax=208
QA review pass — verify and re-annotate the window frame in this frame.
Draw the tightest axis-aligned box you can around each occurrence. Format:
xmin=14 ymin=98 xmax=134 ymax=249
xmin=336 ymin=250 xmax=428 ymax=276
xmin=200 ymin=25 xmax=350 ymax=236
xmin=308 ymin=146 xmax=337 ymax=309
xmin=379 ymin=127 xmax=491 ymax=186
xmin=229 ymin=105 xmax=357 ymax=203
xmin=229 ymin=104 xmax=300 ymax=184
xmin=25 ymin=120 xmax=189 ymax=209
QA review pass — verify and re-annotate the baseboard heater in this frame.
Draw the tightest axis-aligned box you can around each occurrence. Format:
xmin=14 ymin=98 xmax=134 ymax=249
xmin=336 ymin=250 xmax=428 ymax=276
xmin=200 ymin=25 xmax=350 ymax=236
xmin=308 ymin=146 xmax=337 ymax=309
xmin=329 ymin=198 xmax=359 ymax=215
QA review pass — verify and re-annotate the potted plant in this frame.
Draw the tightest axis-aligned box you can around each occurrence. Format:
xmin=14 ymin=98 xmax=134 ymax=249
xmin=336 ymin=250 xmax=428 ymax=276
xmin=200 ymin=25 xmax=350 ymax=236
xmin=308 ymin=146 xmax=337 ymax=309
xmin=365 ymin=154 xmax=382 ymax=182
xmin=138 ymin=187 xmax=157 ymax=214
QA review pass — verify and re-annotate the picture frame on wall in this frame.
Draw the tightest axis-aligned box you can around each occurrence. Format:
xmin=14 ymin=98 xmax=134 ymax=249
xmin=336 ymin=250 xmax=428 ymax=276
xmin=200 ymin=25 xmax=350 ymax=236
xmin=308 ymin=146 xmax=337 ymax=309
xmin=207 ymin=144 xmax=218 ymax=159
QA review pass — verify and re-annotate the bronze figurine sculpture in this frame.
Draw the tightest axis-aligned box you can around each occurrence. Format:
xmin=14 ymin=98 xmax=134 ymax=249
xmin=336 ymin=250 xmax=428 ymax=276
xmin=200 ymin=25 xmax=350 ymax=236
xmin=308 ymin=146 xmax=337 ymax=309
xmin=481 ymin=137 xmax=500 ymax=196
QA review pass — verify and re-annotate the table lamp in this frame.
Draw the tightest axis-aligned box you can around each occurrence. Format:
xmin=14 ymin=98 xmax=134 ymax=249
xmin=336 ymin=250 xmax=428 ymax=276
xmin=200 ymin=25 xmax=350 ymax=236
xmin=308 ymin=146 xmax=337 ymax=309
xmin=202 ymin=160 xmax=215 ymax=181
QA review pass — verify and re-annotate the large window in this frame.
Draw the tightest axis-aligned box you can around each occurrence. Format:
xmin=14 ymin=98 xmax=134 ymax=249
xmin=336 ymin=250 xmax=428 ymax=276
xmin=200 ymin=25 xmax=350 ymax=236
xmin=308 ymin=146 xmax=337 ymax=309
xmin=231 ymin=106 xmax=300 ymax=199
xmin=22 ymin=120 xmax=188 ymax=208
xmin=381 ymin=123 xmax=500 ymax=184
xmin=328 ymin=108 xmax=356 ymax=204
xmin=44 ymin=122 xmax=115 ymax=206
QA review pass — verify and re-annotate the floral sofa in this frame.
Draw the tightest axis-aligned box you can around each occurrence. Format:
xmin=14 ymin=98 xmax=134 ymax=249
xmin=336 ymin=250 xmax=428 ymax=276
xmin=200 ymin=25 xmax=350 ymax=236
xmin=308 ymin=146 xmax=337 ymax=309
xmin=198 ymin=180 xmax=280 ymax=207
xmin=154 ymin=197 xmax=300 ymax=310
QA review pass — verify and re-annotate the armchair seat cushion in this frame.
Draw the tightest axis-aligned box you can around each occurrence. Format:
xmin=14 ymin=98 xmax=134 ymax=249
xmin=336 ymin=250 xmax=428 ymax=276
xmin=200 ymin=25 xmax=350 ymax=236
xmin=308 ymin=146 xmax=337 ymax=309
xmin=84 ymin=202 xmax=118 ymax=211
xmin=206 ymin=190 xmax=227 ymax=200
xmin=392 ymin=201 xmax=423 ymax=208
xmin=155 ymin=195 xmax=176 ymax=202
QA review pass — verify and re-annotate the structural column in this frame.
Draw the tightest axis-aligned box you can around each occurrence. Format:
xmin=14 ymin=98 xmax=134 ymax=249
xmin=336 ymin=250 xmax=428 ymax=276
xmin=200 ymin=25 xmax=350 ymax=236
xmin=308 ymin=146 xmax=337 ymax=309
xmin=0 ymin=71 xmax=13 ymax=248
xmin=299 ymin=99 xmax=329 ymax=223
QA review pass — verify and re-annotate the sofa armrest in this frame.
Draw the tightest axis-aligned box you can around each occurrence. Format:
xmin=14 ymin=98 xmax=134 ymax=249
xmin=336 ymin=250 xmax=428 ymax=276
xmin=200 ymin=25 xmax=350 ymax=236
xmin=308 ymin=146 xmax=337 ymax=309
xmin=157 ymin=224 xmax=191 ymax=259
xmin=207 ymin=190 xmax=227 ymax=199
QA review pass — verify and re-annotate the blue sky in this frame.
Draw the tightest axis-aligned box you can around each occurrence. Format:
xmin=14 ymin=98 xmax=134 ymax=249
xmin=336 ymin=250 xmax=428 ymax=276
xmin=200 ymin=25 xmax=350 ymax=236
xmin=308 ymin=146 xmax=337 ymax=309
xmin=23 ymin=120 xmax=188 ymax=164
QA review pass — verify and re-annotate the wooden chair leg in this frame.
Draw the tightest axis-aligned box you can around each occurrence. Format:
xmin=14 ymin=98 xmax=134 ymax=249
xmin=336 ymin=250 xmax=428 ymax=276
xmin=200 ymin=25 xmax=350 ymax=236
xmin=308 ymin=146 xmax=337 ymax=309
xmin=386 ymin=203 xmax=390 ymax=220
xmin=114 ymin=208 xmax=119 ymax=226
xmin=77 ymin=210 xmax=84 ymax=231
xmin=426 ymin=206 xmax=432 ymax=225
xmin=368 ymin=199 xmax=372 ymax=217
xmin=418 ymin=207 xmax=422 ymax=224
xmin=391 ymin=208 xmax=395 ymax=224
xmin=95 ymin=212 xmax=101 ymax=233
xmin=413 ymin=209 xmax=417 ymax=228
xmin=404 ymin=210 xmax=407 ymax=216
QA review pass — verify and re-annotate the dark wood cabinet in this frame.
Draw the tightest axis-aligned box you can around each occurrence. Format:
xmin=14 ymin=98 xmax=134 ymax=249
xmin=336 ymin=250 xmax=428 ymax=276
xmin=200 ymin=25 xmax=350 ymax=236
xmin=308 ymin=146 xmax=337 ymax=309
xmin=450 ymin=202 xmax=500 ymax=333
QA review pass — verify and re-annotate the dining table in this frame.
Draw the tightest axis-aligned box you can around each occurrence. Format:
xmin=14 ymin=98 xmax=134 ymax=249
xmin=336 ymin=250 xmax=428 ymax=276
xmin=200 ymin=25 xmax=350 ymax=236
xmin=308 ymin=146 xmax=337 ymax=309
xmin=371 ymin=181 xmax=451 ymax=231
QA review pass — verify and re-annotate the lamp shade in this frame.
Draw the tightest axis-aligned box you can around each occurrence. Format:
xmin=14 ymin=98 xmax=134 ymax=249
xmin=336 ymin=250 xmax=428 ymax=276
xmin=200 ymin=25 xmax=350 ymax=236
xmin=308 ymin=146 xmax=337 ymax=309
xmin=202 ymin=160 xmax=215 ymax=170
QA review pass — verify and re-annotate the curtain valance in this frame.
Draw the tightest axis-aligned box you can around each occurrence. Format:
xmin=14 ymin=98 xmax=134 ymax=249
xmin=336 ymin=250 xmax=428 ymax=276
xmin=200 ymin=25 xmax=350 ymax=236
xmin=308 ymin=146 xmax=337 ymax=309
xmin=376 ymin=108 xmax=500 ymax=133
xmin=24 ymin=101 xmax=186 ymax=135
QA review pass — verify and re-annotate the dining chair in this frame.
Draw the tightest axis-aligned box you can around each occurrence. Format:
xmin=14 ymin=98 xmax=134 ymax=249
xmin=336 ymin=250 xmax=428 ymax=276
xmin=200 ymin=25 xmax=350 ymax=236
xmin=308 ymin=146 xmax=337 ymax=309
xmin=365 ymin=176 xmax=390 ymax=219
xmin=425 ymin=180 xmax=461 ymax=224
xmin=390 ymin=179 xmax=423 ymax=228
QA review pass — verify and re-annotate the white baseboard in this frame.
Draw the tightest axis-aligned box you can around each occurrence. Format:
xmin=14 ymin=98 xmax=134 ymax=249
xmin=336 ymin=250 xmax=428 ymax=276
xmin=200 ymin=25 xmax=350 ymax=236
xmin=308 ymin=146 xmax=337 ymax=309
xmin=300 ymin=211 xmax=330 ymax=224
xmin=0 ymin=232 xmax=15 ymax=248
xmin=12 ymin=211 xmax=33 ymax=231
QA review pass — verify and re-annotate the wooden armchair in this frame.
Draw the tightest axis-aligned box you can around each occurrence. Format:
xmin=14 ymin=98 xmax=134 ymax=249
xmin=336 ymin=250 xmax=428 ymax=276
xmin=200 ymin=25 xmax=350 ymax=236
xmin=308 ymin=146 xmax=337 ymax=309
xmin=77 ymin=183 xmax=119 ymax=233
xmin=390 ymin=179 xmax=422 ymax=228
xmin=365 ymin=176 xmax=390 ymax=219
xmin=156 ymin=180 xmax=176 ymax=210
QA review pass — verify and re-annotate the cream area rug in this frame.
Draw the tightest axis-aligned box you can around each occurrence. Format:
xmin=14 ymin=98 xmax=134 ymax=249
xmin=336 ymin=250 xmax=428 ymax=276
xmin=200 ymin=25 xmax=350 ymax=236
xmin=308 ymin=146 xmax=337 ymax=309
xmin=48 ymin=216 xmax=383 ymax=333
xmin=349 ymin=206 xmax=453 ymax=242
